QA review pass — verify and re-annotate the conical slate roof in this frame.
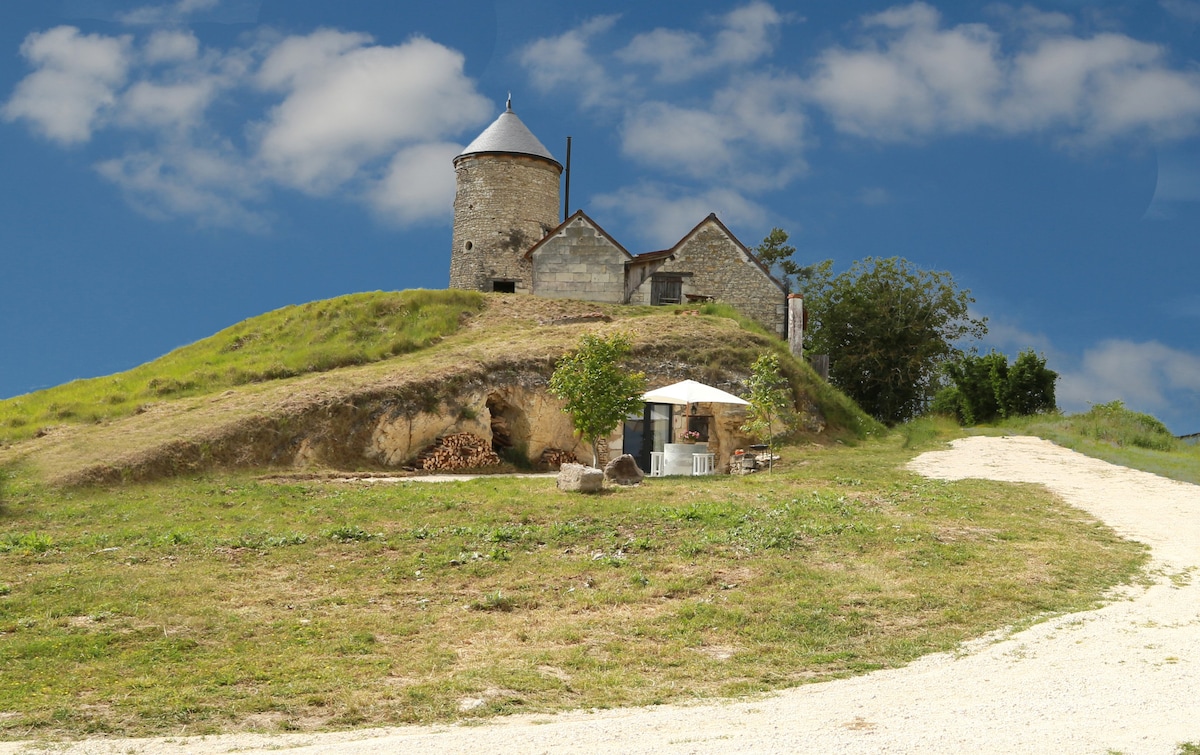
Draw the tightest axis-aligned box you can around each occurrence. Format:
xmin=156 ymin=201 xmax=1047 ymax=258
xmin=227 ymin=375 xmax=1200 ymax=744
xmin=458 ymin=98 xmax=559 ymax=166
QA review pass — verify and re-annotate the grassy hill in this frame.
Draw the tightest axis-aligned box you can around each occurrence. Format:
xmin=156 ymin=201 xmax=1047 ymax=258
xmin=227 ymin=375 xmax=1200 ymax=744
xmin=0 ymin=290 xmax=875 ymax=485
xmin=0 ymin=289 xmax=485 ymax=442
xmin=0 ymin=292 xmax=1151 ymax=740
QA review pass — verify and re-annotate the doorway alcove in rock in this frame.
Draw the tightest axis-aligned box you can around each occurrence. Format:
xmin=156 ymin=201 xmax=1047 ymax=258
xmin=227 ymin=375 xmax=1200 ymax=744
xmin=486 ymin=392 xmax=531 ymax=463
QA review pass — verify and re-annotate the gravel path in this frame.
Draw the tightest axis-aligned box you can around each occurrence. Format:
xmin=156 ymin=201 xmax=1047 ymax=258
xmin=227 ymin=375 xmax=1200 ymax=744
xmin=5 ymin=436 xmax=1199 ymax=754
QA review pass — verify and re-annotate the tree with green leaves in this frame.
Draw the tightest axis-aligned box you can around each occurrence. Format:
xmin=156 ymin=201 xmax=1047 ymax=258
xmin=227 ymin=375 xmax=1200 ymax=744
xmin=755 ymin=227 xmax=810 ymax=292
xmin=935 ymin=349 xmax=1057 ymax=425
xmin=548 ymin=333 xmax=647 ymax=467
xmin=740 ymin=353 xmax=795 ymax=471
xmin=799 ymin=256 xmax=987 ymax=425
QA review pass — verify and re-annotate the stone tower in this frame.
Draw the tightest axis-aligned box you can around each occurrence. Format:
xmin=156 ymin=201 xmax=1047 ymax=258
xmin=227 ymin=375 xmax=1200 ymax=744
xmin=450 ymin=98 xmax=562 ymax=293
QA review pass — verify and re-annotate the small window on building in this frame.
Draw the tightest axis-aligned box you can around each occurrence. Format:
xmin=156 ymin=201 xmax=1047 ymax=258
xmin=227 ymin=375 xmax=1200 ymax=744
xmin=687 ymin=415 xmax=710 ymax=442
xmin=492 ymin=280 xmax=516 ymax=293
xmin=464 ymin=241 xmax=473 ymax=251
xmin=651 ymin=275 xmax=682 ymax=305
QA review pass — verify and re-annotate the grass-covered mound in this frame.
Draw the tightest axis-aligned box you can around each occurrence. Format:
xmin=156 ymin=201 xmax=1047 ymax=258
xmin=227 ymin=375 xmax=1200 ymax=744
xmin=0 ymin=292 xmax=879 ymax=486
xmin=0 ymin=290 xmax=484 ymax=442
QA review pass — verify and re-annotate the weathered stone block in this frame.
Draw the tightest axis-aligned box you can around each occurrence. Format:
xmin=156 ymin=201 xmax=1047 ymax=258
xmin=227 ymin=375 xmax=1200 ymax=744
xmin=557 ymin=463 xmax=604 ymax=493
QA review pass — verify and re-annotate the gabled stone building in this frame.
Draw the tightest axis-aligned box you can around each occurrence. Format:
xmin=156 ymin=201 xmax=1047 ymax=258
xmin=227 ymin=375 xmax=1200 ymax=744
xmin=449 ymin=99 xmax=788 ymax=336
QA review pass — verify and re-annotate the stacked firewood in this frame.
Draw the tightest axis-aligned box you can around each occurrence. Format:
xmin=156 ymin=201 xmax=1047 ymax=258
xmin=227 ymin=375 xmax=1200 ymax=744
xmin=537 ymin=447 xmax=577 ymax=470
xmin=491 ymin=415 xmax=512 ymax=451
xmin=417 ymin=433 xmax=501 ymax=471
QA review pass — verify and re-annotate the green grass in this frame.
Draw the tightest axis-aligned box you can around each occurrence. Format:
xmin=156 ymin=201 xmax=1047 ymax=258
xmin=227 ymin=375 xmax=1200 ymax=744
xmin=977 ymin=401 xmax=1200 ymax=485
xmin=0 ymin=290 xmax=484 ymax=443
xmin=0 ymin=430 xmax=1145 ymax=739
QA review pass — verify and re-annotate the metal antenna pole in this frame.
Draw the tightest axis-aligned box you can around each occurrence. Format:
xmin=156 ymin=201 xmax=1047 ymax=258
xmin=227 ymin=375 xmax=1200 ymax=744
xmin=563 ymin=136 xmax=572 ymax=221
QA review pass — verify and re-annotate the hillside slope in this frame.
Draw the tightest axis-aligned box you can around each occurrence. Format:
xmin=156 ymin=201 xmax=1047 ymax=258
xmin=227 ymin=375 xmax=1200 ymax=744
xmin=0 ymin=292 xmax=875 ymax=485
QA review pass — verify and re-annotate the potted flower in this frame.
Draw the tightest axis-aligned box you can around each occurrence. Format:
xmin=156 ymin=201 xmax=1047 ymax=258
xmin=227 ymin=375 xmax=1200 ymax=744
xmin=680 ymin=430 xmax=702 ymax=444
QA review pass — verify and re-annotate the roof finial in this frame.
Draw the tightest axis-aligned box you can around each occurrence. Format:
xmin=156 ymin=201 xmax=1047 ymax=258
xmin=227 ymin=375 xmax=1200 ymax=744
xmin=506 ymin=92 xmax=513 ymax=112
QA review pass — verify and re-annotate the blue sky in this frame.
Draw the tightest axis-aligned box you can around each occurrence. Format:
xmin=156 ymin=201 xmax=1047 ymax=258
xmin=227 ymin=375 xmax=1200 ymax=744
xmin=3 ymin=0 xmax=1200 ymax=433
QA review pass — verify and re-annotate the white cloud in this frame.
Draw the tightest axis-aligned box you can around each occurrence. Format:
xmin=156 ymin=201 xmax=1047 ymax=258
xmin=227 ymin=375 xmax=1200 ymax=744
xmin=622 ymin=103 xmax=732 ymax=176
xmin=521 ymin=5 xmax=803 ymax=221
xmin=808 ymin=5 xmax=1003 ymax=139
xmin=118 ymin=0 xmax=220 ymax=26
xmin=2 ymin=26 xmax=132 ymax=144
xmin=592 ymin=184 xmax=767 ymax=248
xmin=1057 ymin=340 xmax=1200 ymax=417
xmin=986 ymin=4 xmax=1074 ymax=35
xmin=621 ymin=73 xmax=806 ymax=189
xmin=369 ymin=142 xmax=461 ymax=226
xmin=616 ymin=29 xmax=703 ymax=82
xmin=1004 ymin=34 xmax=1200 ymax=140
xmin=4 ymin=20 xmax=489 ymax=229
xmin=95 ymin=142 xmax=266 ymax=230
xmin=144 ymin=29 xmax=200 ymax=63
xmin=254 ymin=32 xmax=490 ymax=194
xmin=254 ymin=29 xmax=371 ymax=91
xmin=519 ymin=15 xmax=622 ymax=109
xmin=617 ymin=1 xmax=784 ymax=82
xmin=119 ymin=79 xmax=217 ymax=129
xmin=715 ymin=1 xmax=786 ymax=64
xmin=1161 ymin=0 xmax=1200 ymax=24
xmin=978 ymin=318 xmax=1062 ymax=362
xmin=807 ymin=2 xmax=1200 ymax=144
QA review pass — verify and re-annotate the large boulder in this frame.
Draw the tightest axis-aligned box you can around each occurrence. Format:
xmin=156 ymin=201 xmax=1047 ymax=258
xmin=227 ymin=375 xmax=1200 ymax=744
xmin=557 ymin=463 xmax=604 ymax=493
xmin=604 ymin=454 xmax=645 ymax=486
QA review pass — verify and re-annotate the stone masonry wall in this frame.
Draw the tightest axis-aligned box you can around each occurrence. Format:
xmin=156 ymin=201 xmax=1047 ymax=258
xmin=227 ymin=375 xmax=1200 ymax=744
xmin=632 ymin=220 xmax=786 ymax=335
xmin=450 ymin=154 xmax=561 ymax=293
xmin=531 ymin=219 xmax=628 ymax=303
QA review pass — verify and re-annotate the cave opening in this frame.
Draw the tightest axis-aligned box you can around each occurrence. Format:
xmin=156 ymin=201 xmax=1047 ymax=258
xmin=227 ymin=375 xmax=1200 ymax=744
xmin=485 ymin=393 xmax=530 ymax=466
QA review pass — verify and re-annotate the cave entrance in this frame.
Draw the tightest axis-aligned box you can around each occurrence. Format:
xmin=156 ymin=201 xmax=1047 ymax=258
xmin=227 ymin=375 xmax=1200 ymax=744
xmin=486 ymin=393 xmax=530 ymax=464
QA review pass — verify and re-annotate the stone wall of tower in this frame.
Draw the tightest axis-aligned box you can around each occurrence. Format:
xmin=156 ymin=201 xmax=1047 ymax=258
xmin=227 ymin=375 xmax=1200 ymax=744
xmin=450 ymin=154 xmax=562 ymax=293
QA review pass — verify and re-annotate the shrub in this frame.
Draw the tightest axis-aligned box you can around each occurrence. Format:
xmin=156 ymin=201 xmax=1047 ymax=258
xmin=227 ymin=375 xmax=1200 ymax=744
xmin=1079 ymin=401 xmax=1178 ymax=451
xmin=939 ymin=349 xmax=1057 ymax=425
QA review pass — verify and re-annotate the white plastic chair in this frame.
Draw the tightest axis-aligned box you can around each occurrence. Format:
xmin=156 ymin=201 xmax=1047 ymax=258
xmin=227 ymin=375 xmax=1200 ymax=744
xmin=691 ymin=453 xmax=715 ymax=476
xmin=650 ymin=452 xmax=665 ymax=477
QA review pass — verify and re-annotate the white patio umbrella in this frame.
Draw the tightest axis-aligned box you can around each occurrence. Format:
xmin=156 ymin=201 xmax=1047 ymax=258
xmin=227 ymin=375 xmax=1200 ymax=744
xmin=642 ymin=379 xmax=748 ymax=406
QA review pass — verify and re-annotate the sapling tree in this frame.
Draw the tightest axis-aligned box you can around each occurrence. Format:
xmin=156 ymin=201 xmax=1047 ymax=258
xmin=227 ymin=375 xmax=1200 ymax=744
xmin=549 ymin=333 xmax=647 ymax=467
xmin=740 ymin=353 xmax=795 ymax=472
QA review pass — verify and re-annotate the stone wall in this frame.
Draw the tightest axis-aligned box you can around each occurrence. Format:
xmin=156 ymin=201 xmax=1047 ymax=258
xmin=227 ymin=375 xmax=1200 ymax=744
xmin=631 ymin=217 xmax=786 ymax=335
xmin=530 ymin=217 xmax=628 ymax=303
xmin=450 ymin=154 xmax=561 ymax=293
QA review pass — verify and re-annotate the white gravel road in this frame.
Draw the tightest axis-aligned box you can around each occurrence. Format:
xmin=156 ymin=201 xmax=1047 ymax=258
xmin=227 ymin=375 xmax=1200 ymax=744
xmin=4 ymin=435 xmax=1198 ymax=754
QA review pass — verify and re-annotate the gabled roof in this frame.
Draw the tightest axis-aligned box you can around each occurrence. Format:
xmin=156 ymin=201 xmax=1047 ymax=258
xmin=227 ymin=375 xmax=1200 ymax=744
xmin=668 ymin=213 xmax=786 ymax=292
xmin=524 ymin=210 xmax=633 ymax=260
xmin=629 ymin=248 xmax=676 ymax=264
xmin=457 ymin=98 xmax=560 ymax=167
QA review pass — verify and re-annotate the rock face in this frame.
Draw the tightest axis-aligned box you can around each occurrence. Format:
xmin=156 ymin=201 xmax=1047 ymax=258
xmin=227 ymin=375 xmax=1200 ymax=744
xmin=557 ymin=463 xmax=604 ymax=493
xmin=359 ymin=383 xmax=590 ymax=470
xmin=604 ymin=454 xmax=645 ymax=486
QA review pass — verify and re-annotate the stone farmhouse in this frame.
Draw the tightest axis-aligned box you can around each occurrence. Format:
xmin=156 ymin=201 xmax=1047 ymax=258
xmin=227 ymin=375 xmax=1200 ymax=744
xmin=449 ymin=99 xmax=789 ymax=336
